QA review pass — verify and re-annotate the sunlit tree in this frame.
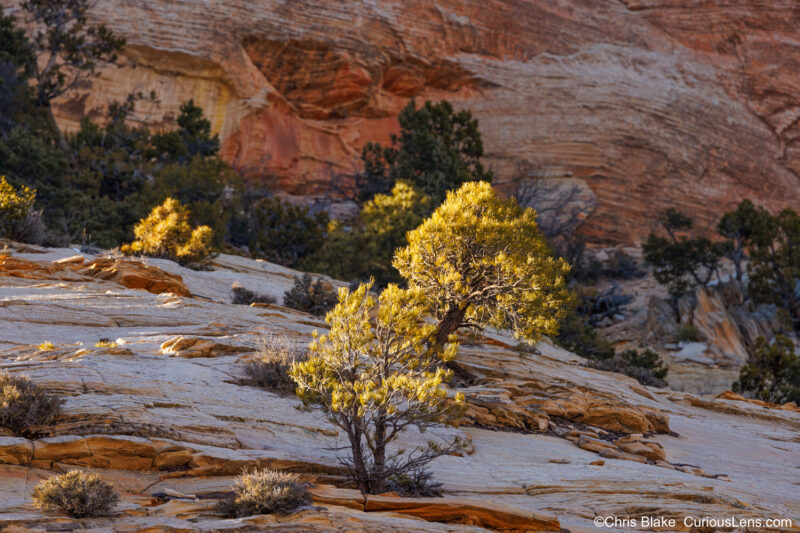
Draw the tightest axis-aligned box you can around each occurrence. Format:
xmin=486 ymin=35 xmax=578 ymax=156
xmin=121 ymin=197 xmax=213 ymax=267
xmin=290 ymin=282 xmax=464 ymax=494
xmin=394 ymin=181 xmax=570 ymax=346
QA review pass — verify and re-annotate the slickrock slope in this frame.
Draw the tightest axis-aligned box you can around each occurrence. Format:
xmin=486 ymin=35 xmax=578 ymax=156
xmin=1 ymin=245 xmax=798 ymax=532
xmin=5 ymin=0 xmax=798 ymax=241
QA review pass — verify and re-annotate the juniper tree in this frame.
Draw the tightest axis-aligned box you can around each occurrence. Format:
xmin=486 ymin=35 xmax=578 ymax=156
xmin=393 ymin=181 xmax=570 ymax=347
xmin=716 ymin=199 xmax=774 ymax=282
xmin=290 ymin=282 xmax=464 ymax=494
xmin=733 ymin=335 xmax=800 ymax=404
xmin=643 ymin=208 xmax=724 ymax=304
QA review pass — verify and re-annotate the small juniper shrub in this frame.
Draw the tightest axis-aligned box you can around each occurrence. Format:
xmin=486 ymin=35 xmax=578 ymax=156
xmin=386 ymin=466 xmax=443 ymax=497
xmin=244 ymin=332 xmax=306 ymax=394
xmin=590 ymin=349 xmax=669 ymax=388
xmin=120 ymin=197 xmax=214 ymax=269
xmin=231 ymin=283 xmax=276 ymax=305
xmin=32 ymin=471 xmax=118 ymax=518
xmin=676 ymin=324 xmax=701 ymax=343
xmin=216 ymin=468 xmax=310 ymax=517
xmin=0 ymin=371 xmax=63 ymax=437
xmin=37 ymin=341 xmax=55 ymax=351
xmin=282 ymin=273 xmax=338 ymax=317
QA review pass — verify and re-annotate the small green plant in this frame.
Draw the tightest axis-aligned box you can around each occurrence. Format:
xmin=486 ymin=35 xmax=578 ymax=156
xmin=231 ymin=283 xmax=276 ymax=306
xmin=94 ymin=338 xmax=117 ymax=348
xmin=282 ymin=273 xmax=338 ymax=317
xmin=120 ymin=197 xmax=214 ymax=268
xmin=37 ymin=341 xmax=55 ymax=351
xmin=676 ymin=324 xmax=701 ymax=343
xmin=244 ymin=333 xmax=305 ymax=394
xmin=590 ymin=349 xmax=669 ymax=388
xmin=216 ymin=468 xmax=310 ymax=517
xmin=32 ymin=471 xmax=118 ymax=518
xmin=733 ymin=335 xmax=800 ymax=404
xmin=0 ymin=371 xmax=63 ymax=437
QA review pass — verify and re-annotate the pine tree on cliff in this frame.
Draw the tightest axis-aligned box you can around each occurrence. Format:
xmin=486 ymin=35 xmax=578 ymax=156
xmin=355 ymin=99 xmax=493 ymax=206
xmin=643 ymin=208 xmax=724 ymax=310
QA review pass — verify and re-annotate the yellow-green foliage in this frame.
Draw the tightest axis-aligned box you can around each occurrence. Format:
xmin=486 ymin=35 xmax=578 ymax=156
xmin=95 ymin=340 xmax=117 ymax=348
xmin=0 ymin=176 xmax=35 ymax=238
xmin=361 ymin=181 xmax=431 ymax=237
xmin=37 ymin=341 xmax=55 ymax=351
xmin=290 ymin=281 xmax=464 ymax=494
xmin=394 ymin=181 xmax=570 ymax=346
xmin=121 ymin=197 xmax=213 ymax=267
xmin=32 ymin=471 xmax=118 ymax=518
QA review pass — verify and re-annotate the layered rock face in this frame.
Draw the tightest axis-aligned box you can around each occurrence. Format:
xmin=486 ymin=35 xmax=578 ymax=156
xmin=7 ymin=0 xmax=796 ymax=243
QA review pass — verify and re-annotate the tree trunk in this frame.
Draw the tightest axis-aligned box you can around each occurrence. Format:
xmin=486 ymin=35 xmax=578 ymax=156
xmin=348 ymin=427 xmax=369 ymax=495
xmin=435 ymin=304 xmax=467 ymax=347
xmin=371 ymin=419 xmax=387 ymax=495
xmin=434 ymin=304 xmax=477 ymax=384
xmin=42 ymin=104 xmax=70 ymax=153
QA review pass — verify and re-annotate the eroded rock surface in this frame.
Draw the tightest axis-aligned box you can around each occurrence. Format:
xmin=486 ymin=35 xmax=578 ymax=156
xmin=0 ymin=247 xmax=798 ymax=532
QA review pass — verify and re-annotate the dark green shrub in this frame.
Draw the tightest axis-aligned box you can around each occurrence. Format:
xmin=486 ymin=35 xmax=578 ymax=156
xmin=561 ymin=239 xmax=603 ymax=284
xmin=282 ymin=274 xmax=338 ymax=317
xmin=216 ymin=468 xmax=310 ymax=517
xmin=230 ymin=196 xmax=327 ymax=268
xmin=386 ymin=467 xmax=443 ymax=497
xmin=590 ymin=349 xmax=668 ymax=388
xmin=573 ymin=286 xmax=633 ymax=327
xmin=32 ymin=471 xmax=118 ymax=518
xmin=555 ymin=308 xmax=615 ymax=361
xmin=151 ymin=100 xmax=220 ymax=162
xmin=716 ymin=199 xmax=774 ymax=282
xmin=0 ymin=371 xmax=62 ymax=437
xmin=676 ymin=324 xmax=701 ymax=343
xmin=733 ymin=335 xmax=800 ymax=404
xmin=352 ymin=100 xmax=492 ymax=206
xmin=231 ymin=284 xmax=276 ymax=306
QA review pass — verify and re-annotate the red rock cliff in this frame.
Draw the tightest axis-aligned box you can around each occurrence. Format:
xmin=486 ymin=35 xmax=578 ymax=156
xmin=10 ymin=0 xmax=800 ymax=243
